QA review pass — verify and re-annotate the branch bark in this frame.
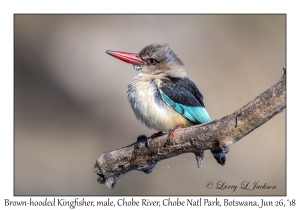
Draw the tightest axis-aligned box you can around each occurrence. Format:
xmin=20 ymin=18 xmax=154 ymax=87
xmin=94 ymin=68 xmax=286 ymax=189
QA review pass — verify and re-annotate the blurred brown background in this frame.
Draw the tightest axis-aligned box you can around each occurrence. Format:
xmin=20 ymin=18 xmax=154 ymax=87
xmin=14 ymin=15 xmax=286 ymax=195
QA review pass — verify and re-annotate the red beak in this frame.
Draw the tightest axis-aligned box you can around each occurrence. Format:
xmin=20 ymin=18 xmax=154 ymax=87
xmin=106 ymin=50 xmax=146 ymax=66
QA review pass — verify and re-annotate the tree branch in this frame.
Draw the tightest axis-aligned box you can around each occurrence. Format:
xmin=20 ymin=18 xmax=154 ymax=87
xmin=94 ymin=68 xmax=286 ymax=189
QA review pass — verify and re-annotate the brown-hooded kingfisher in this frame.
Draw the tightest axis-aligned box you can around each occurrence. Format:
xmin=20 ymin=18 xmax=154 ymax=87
xmin=106 ymin=44 xmax=227 ymax=166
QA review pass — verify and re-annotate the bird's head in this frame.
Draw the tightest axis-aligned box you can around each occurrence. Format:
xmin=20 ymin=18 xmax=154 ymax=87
xmin=106 ymin=44 xmax=187 ymax=77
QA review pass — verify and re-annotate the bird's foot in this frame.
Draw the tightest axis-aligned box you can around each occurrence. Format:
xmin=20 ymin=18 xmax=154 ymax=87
xmin=146 ymin=131 xmax=164 ymax=147
xmin=165 ymin=125 xmax=183 ymax=146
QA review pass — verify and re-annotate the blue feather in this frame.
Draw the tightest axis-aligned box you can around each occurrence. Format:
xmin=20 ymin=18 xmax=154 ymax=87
xmin=161 ymin=92 xmax=211 ymax=124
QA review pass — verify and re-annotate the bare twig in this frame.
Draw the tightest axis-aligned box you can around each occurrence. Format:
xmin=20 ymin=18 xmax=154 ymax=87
xmin=94 ymin=68 xmax=286 ymax=189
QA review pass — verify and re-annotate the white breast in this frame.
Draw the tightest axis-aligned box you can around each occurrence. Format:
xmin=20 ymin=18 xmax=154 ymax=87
xmin=127 ymin=73 xmax=193 ymax=132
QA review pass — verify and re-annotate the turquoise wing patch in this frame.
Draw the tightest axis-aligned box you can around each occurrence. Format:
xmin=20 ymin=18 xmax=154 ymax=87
xmin=161 ymin=92 xmax=211 ymax=124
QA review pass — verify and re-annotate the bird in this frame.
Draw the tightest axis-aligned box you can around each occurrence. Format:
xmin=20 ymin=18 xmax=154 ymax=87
xmin=105 ymin=43 xmax=211 ymax=145
xmin=105 ymin=43 xmax=229 ymax=166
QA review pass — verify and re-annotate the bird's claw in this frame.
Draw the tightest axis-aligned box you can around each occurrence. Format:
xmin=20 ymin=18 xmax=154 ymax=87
xmin=165 ymin=125 xmax=183 ymax=147
xmin=146 ymin=139 xmax=152 ymax=147
xmin=146 ymin=131 xmax=164 ymax=147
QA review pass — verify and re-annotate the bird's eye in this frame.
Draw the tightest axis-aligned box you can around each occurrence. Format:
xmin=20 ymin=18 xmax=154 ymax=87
xmin=148 ymin=58 xmax=157 ymax=65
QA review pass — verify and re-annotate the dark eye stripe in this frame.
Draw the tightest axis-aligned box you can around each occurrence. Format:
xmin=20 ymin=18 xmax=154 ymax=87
xmin=148 ymin=58 xmax=158 ymax=65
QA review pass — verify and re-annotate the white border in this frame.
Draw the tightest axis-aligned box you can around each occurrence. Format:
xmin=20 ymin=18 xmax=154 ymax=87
xmin=1 ymin=1 xmax=299 ymax=209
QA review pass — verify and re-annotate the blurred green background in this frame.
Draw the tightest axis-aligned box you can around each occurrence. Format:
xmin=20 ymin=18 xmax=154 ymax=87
xmin=14 ymin=14 xmax=285 ymax=195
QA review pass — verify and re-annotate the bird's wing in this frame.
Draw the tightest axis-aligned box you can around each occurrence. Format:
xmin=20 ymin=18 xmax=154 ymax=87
xmin=158 ymin=76 xmax=211 ymax=124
